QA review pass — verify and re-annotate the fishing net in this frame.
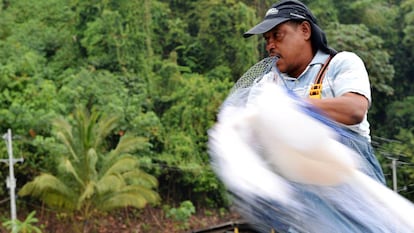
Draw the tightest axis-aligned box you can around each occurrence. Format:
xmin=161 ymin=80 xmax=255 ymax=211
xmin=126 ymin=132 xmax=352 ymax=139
xmin=230 ymin=56 xmax=277 ymax=92
xmin=208 ymin=57 xmax=414 ymax=233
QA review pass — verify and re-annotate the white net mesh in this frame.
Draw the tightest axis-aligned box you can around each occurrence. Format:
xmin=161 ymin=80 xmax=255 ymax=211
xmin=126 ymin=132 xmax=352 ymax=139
xmin=208 ymin=56 xmax=414 ymax=233
xmin=218 ymin=56 xmax=278 ymax=115
xmin=230 ymin=56 xmax=277 ymax=94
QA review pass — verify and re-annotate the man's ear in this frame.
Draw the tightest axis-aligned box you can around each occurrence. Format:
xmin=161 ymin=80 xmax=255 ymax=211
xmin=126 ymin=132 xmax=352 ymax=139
xmin=300 ymin=21 xmax=312 ymax=40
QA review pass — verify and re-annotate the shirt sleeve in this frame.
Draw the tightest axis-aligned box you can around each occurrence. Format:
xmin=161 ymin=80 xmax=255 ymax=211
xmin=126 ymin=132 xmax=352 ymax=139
xmin=328 ymin=51 xmax=372 ymax=104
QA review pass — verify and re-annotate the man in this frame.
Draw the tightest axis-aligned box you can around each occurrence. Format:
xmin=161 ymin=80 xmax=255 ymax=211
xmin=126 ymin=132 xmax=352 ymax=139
xmin=243 ymin=0 xmax=385 ymax=184
xmin=209 ymin=1 xmax=411 ymax=232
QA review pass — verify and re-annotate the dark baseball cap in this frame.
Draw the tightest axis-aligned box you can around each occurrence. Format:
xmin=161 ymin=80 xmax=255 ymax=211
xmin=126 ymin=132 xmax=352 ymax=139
xmin=244 ymin=0 xmax=337 ymax=55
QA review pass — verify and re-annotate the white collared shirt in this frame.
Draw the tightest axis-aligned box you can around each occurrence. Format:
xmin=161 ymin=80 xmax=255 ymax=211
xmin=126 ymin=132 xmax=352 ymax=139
xmin=250 ymin=50 xmax=372 ymax=140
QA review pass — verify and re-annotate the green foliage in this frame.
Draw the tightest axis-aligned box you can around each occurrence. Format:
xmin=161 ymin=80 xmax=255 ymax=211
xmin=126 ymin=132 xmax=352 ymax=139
xmin=381 ymin=96 xmax=414 ymax=139
xmin=166 ymin=200 xmax=196 ymax=222
xmin=180 ymin=0 xmax=259 ymax=80
xmin=326 ymin=23 xmax=394 ymax=96
xmin=354 ymin=1 xmax=399 ymax=44
xmin=0 ymin=79 xmax=63 ymax=135
xmin=165 ymin=200 xmax=196 ymax=230
xmin=335 ymin=0 xmax=399 ymax=40
xmin=375 ymin=128 xmax=414 ymax=200
xmin=0 ymin=0 xmax=79 ymax=80
xmin=18 ymin=107 xmax=159 ymax=225
xmin=303 ymin=0 xmax=338 ymax=27
xmin=402 ymin=0 xmax=414 ymax=49
xmin=152 ymin=1 xmax=191 ymax=59
xmin=2 ymin=211 xmax=43 ymax=233
xmin=154 ymin=68 xmax=232 ymax=206
xmin=57 ymin=69 xmax=126 ymax=114
xmin=0 ymin=0 xmax=414 ymax=215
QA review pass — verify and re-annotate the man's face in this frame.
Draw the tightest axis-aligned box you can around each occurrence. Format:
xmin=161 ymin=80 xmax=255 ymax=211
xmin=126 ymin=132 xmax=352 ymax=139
xmin=263 ymin=21 xmax=311 ymax=77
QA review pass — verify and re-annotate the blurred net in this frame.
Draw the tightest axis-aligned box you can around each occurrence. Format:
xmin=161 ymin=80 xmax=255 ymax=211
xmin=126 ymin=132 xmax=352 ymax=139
xmin=230 ymin=56 xmax=277 ymax=94
xmin=209 ymin=57 xmax=414 ymax=233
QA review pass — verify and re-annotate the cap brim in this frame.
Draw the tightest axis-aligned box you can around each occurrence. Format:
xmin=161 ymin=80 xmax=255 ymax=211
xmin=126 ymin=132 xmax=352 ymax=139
xmin=243 ymin=18 xmax=290 ymax=38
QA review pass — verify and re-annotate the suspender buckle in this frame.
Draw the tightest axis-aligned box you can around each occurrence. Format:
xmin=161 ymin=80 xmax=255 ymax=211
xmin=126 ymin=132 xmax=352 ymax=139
xmin=309 ymin=83 xmax=322 ymax=99
xmin=308 ymin=55 xmax=333 ymax=98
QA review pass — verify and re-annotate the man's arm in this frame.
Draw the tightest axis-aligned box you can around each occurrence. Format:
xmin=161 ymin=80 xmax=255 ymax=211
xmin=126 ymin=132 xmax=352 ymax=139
xmin=307 ymin=92 xmax=369 ymax=125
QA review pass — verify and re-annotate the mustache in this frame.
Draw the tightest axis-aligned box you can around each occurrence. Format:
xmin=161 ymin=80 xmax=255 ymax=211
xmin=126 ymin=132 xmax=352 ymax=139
xmin=268 ymin=49 xmax=280 ymax=58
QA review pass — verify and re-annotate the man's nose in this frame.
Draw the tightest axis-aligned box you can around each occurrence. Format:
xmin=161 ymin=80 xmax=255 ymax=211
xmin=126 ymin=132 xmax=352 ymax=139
xmin=266 ymin=41 xmax=275 ymax=54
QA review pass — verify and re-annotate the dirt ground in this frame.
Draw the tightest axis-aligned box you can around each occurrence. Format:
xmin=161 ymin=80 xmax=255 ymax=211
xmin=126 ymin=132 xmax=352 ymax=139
xmin=0 ymin=205 xmax=242 ymax=233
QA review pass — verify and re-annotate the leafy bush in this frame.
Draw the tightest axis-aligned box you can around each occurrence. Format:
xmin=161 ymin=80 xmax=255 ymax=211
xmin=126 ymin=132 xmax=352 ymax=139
xmin=2 ymin=211 xmax=43 ymax=233
xmin=165 ymin=200 xmax=196 ymax=230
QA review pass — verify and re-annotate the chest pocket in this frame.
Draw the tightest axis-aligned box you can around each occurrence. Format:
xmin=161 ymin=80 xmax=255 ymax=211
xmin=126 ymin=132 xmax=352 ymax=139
xmin=309 ymin=56 xmax=333 ymax=99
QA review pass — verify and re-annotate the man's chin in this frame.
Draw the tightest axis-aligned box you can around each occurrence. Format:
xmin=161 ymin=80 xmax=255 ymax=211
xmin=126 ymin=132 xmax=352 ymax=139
xmin=275 ymin=62 xmax=284 ymax=72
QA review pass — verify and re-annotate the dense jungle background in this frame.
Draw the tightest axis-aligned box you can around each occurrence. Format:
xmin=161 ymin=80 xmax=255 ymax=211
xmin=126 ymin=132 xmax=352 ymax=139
xmin=0 ymin=0 xmax=414 ymax=232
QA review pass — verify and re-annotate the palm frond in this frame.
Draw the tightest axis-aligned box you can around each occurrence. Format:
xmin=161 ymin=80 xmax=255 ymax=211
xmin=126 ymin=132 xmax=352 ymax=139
xmin=19 ymin=173 xmax=73 ymax=197
xmin=73 ymin=107 xmax=91 ymax=151
xmin=98 ymin=193 xmax=148 ymax=211
xmin=54 ymin=118 xmax=79 ymax=161
xmin=94 ymin=115 xmax=120 ymax=149
xmin=97 ymin=186 xmax=160 ymax=211
xmin=23 ymin=106 xmax=160 ymax=216
xmin=86 ymin=148 xmax=98 ymax=178
xmin=40 ymin=192 xmax=77 ymax=211
xmin=18 ymin=173 xmax=77 ymax=210
xmin=101 ymin=156 xmax=139 ymax=176
xmin=121 ymin=185 xmax=160 ymax=204
xmin=77 ymin=181 xmax=96 ymax=209
xmin=85 ymin=110 xmax=100 ymax=147
xmin=96 ymin=174 xmax=125 ymax=194
xmin=53 ymin=117 xmax=73 ymax=139
xmin=58 ymin=157 xmax=85 ymax=186
xmin=112 ymin=135 xmax=149 ymax=155
xmin=122 ymin=170 xmax=158 ymax=188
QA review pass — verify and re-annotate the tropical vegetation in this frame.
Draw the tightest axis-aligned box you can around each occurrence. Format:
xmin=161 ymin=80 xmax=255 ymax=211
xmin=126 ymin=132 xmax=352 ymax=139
xmin=0 ymin=0 xmax=414 ymax=231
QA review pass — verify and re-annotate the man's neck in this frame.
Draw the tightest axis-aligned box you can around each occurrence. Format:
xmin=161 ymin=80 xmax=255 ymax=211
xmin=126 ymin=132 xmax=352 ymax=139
xmin=290 ymin=54 xmax=314 ymax=78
